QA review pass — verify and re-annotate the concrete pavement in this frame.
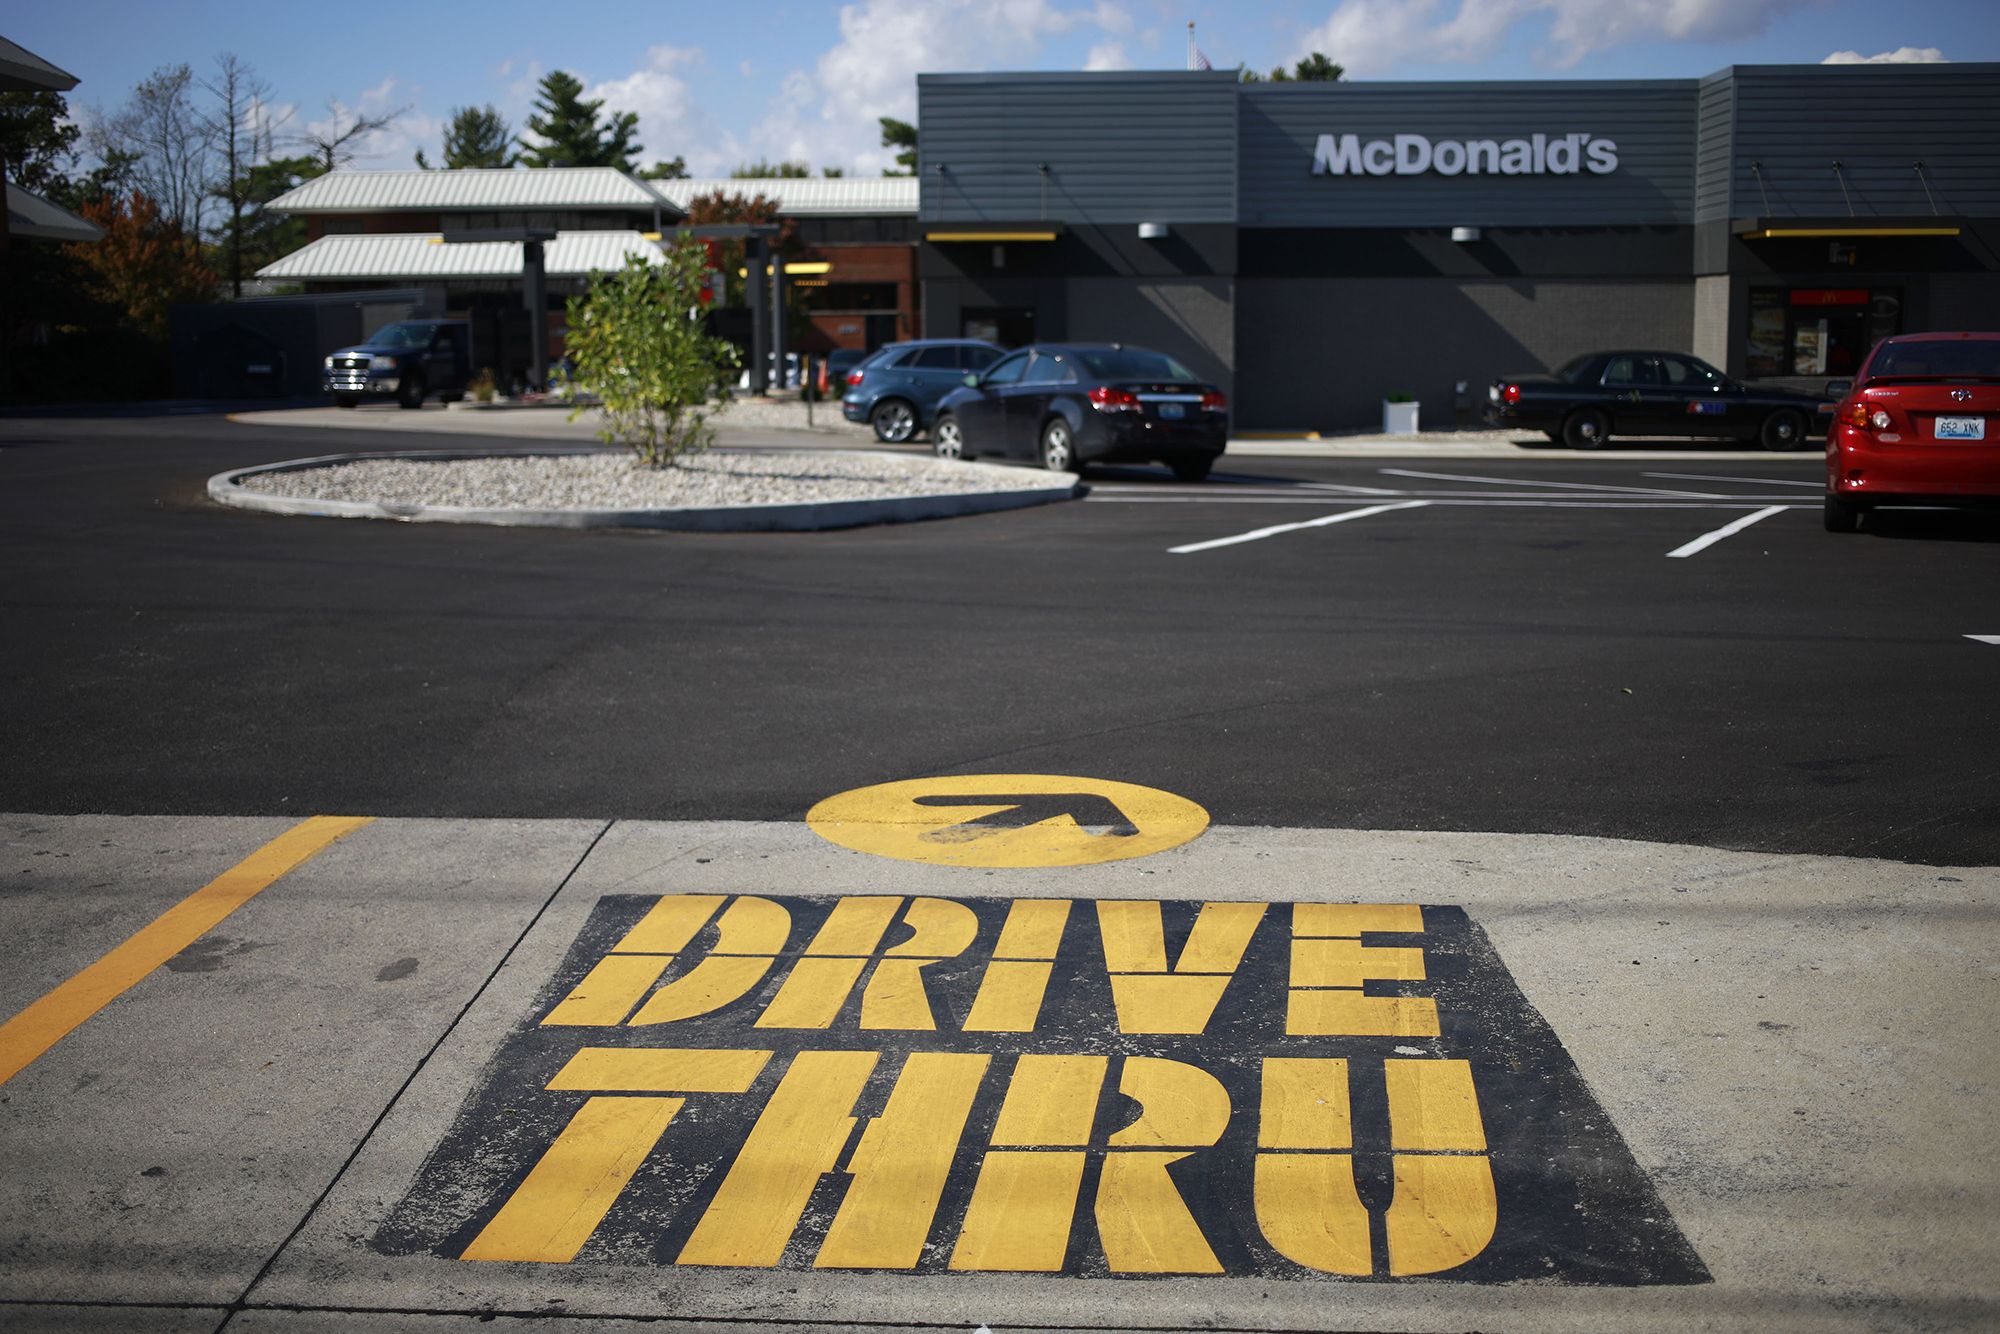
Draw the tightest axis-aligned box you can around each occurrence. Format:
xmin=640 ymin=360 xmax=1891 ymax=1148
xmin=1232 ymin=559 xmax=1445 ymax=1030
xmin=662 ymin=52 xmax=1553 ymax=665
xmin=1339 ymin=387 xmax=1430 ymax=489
xmin=1 ymin=811 xmax=1992 ymax=1331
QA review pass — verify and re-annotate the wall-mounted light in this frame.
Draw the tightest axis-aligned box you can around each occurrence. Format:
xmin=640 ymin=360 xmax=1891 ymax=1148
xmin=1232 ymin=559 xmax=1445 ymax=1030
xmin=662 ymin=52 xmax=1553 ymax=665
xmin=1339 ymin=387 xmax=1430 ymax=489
xmin=1450 ymin=226 xmax=1481 ymax=243
xmin=1138 ymin=222 xmax=1170 ymax=240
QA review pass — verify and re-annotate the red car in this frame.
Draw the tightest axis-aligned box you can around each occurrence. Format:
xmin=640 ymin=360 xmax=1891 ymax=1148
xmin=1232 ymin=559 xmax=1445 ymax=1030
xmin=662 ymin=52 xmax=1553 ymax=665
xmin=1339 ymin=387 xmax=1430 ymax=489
xmin=1825 ymin=332 xmax=2000 ymax=531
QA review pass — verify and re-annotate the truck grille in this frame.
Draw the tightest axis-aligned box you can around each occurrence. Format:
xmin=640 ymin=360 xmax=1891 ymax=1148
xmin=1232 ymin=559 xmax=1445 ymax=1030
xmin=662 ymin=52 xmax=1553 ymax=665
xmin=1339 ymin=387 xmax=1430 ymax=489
xmin=326 ymin=356 xmax=374 ymax=391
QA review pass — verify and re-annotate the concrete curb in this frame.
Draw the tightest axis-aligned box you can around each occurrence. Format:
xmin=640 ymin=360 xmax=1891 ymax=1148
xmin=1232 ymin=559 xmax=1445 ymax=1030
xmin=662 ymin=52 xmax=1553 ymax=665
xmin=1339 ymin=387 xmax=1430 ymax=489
xmin=206 ymin=447 xmax=1081 ymax=532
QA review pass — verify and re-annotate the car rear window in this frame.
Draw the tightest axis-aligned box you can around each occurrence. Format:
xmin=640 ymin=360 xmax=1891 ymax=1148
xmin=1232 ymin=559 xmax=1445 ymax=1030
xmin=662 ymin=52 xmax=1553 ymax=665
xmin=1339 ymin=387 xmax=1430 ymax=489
xmin=1555 ymin=354 xmax=1596 ymax=381
xmin=910 ymin=346 xmax=961 ymax=369
xmin=869 ymin=347 xmax=914 ymax=370
xmin=1072 ymin=348 xmax=1196 ymax=381
xmin=1868 ymin=340 xmax=2000 ymax=381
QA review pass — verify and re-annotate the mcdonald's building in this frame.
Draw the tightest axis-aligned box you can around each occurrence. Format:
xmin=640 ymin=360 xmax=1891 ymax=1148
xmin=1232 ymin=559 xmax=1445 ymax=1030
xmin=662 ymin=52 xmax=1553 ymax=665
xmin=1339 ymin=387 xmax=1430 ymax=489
xmin=914 ymin=62 xmax=2000 ymax=431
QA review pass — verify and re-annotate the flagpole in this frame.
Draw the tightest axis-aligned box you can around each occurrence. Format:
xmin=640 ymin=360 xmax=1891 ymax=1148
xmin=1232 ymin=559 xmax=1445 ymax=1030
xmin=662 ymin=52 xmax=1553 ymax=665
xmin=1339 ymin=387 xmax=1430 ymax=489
xmin=1187 ymin=20 xmax=1196 ymax=72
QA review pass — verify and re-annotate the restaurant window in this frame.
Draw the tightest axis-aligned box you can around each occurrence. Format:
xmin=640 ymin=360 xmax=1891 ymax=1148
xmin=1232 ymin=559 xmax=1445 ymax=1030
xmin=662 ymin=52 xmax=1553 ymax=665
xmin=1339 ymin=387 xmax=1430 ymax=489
xmin=1746 ymin=287 xmax=1902 ymax=377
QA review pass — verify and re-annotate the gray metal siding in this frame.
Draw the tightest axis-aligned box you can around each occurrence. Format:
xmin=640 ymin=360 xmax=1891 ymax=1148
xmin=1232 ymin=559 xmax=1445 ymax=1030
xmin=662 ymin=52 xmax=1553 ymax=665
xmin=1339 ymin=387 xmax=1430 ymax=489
xmin=1721 ymin=64 xmax=2000 ymax=219
xmin=1694 ymin=73 xmax=1735 ymax=223
xmin=919 ymin=72 xmax=1239 ymax=224
xmin=1235 ymin=277 xmax=1694 ymax=430
xmin=1238 ymin=81 xmax=1697 ymax=227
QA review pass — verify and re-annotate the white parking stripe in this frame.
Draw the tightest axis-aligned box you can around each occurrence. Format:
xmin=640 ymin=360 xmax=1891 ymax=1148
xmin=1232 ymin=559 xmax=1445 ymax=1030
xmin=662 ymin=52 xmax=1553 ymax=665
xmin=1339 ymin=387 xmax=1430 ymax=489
xmin=1968 ymin=635 xmax=2000 ymax=646
xmin=1168 ymin=500 xmax=1431 ymax=554
xmin=1379 ymin=468 xmax=1723 ymax=498
xmin=1645 ymin=471 xmax=1824 ymax=489
xmin=1665 ymin=505 xmax=1794 ymax=558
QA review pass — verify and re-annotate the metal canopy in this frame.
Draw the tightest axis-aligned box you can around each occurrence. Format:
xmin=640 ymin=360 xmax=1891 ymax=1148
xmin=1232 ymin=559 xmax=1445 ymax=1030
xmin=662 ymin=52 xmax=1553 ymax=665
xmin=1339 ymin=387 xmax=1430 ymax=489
xmin=0 ymin=36 xmax=78 ymax=92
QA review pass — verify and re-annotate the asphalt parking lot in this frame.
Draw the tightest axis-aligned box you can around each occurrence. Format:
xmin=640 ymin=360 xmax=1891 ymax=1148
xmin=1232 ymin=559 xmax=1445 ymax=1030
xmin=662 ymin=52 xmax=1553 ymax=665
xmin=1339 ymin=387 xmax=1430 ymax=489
xmin=2 ymin=410 xmax=1996 ymax=1333
xmin=4 ymin=410 xmax=1995 ymax=864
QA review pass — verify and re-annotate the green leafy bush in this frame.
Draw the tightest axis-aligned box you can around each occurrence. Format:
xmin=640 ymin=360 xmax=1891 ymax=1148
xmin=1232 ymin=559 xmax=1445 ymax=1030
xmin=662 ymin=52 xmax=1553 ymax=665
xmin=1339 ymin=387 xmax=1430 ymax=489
xmin=564 ymin=246 xmax=740 ymax=467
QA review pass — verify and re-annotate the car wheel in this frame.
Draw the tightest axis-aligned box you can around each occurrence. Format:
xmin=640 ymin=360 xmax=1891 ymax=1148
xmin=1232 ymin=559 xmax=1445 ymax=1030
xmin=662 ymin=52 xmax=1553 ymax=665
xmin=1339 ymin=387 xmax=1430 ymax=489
xmin=1170 ymin=456 xmax=1213 ymax=483
xmin=933 ymin=414 xmax=967 ymax=461
xmin=1761 ymin=408 xmax=1807 ymax=451
xmin=1562 ymin=408 xmax=1610 ymax=449
xmin=396 ymin=374 xmax=426 ymax=410
xmin=331 ymin=394 xmax=360 ymax=409
xmin=1040 ymin=417 xmax=1080 ymax=474
xmin=871 ymin=398 xmax=917 ymax=443
xmin=1823 ymin=493 xmax=1867 ymax=533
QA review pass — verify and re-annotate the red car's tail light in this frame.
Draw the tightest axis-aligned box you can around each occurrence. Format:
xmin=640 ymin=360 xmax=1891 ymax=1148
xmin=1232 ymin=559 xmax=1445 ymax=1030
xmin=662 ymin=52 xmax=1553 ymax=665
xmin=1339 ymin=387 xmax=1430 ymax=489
xmin=1870 ymin=409 xmax=1893 ymax=430
xmin=1502 ymin=382 xmax=1522 ymax=405
xmin=1201 ymin=390 xmax=1228 ymax=412
xmin=1840 ymin=402 xmax=1870 ymax=428
xmin=1089 ymin=386 xmax=1140 ymax=412
xmin=845 ymin=371 xmax=865 ymax=387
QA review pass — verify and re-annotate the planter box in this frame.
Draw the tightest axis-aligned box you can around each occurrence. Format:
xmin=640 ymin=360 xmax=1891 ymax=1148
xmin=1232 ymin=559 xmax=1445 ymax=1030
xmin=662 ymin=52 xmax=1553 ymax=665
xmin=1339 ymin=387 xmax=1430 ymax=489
xmin=1381 ymin=400 xmax=1420 ymax=434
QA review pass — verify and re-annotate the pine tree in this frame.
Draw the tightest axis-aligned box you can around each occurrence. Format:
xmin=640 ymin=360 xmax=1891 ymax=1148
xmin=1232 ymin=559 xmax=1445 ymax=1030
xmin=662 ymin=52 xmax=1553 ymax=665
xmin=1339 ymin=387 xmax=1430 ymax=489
xmin=518 ymin=72 xmax=640 ymax=171
xmin=878 ymin=117 xmax=916 ymax=175
xmin=419 ymin=105 xmax=517 ymax=169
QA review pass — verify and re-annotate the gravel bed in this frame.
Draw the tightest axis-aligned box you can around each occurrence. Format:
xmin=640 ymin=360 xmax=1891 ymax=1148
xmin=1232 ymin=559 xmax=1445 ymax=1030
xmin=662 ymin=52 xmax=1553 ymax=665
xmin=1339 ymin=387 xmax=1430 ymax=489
xmin=237 ymin=450 xmax=1057 ymax=510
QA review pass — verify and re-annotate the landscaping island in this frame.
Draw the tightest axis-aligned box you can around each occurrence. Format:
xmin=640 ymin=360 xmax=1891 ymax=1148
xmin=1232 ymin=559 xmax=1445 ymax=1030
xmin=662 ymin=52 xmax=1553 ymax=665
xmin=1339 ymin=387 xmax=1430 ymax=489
xmin=208 ymin=448 xmax=1080 ymax=532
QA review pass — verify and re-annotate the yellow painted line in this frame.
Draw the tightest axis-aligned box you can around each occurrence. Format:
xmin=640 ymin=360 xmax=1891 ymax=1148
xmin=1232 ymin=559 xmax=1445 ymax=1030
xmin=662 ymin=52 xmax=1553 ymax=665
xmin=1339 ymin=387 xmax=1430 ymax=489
xmin=0 ymin=815 xmax=373 ymax=1087
xmin=1743 ymin=226 xmax=1959 ymax=239
xmin=925 ymin=231 xmax=1059 ymax=242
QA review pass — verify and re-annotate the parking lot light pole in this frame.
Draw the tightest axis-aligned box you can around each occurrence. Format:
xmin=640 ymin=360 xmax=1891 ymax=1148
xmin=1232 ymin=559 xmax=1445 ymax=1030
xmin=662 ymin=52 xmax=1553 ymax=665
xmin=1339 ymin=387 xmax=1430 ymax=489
xmin=744 ymin=236 xmax=767 ymax=395
xmin=769 ymin=253 xmax=787 ymax=392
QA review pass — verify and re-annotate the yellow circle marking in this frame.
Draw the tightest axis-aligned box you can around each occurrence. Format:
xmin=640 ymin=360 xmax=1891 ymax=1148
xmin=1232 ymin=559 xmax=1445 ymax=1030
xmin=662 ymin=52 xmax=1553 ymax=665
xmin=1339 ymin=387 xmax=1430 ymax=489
xmin=806 ymin=774 xmax=1209 ymax=868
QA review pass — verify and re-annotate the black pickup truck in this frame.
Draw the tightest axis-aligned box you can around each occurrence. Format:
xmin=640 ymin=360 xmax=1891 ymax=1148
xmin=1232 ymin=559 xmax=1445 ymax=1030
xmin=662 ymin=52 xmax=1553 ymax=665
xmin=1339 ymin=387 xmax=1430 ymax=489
xmin=324 ymin=319 xmax=473 ymax=409
xmin=1487 ymin=349 xmax=1831 ymax=450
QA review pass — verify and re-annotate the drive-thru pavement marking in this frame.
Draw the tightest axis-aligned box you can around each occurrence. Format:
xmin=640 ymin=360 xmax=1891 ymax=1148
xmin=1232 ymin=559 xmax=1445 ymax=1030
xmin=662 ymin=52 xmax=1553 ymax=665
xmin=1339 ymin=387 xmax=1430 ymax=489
xmin=4 ymin=813 xmax=1995 ymax=1330
xmin=384 ymin=889 xmax=1705 ymax=1282
xmin=807 ymin=774 xmax=1210 ymax=867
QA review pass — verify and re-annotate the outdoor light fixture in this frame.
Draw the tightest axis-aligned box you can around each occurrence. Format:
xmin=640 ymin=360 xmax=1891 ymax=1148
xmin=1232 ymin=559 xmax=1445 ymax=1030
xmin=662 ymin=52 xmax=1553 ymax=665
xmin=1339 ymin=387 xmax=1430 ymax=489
xmin=1451 ymin=226 xmax=1482 ymax=243
xmin=1138 ymin=222 xmax=1170 ymax=239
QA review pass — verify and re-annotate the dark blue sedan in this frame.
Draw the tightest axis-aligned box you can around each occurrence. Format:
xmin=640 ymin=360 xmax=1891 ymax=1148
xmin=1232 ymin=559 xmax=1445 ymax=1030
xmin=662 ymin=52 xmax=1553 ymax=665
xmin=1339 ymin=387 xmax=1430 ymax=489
xmin=840 ymin=339 xmax=1005 ymax=442
xmin=932 ymin=343 xmax=1228 ymax=481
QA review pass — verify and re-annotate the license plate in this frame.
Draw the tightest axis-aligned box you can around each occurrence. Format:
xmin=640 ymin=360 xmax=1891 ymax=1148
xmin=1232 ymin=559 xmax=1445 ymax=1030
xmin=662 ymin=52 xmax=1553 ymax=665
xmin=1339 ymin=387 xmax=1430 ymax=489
xmin=1158 ymin=403 xmax=1185 ymax=420
xmin=1935 ymin=416 xmax=1985 ymax=440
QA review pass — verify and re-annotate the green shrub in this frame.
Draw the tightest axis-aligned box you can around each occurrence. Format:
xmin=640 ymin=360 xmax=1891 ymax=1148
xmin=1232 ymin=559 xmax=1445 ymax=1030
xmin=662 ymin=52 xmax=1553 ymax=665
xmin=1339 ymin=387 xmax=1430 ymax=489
xmin=564 ymin=246 xmax=740 ymax=467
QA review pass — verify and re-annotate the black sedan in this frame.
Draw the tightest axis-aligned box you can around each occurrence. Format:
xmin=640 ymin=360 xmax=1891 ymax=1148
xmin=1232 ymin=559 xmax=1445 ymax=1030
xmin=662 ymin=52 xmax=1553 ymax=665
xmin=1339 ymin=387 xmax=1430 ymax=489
xmin=932 ymin=343 xmax=1228 ymax=481
xmin=1487 ymin=350 xmax=1829 ymax=450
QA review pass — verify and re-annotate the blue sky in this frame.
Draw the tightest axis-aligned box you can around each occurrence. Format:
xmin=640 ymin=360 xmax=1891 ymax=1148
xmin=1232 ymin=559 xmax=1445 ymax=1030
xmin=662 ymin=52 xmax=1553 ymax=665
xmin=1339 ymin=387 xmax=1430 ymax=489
xmin=11 ymin=0 xmax=1998 ymax=176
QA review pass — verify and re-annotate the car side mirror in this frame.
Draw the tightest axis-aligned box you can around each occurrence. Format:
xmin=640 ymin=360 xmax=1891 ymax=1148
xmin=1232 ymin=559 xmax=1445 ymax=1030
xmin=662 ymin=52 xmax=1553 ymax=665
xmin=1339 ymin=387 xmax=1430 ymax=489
xmin=1823 ymin=378 xmax=1853 ymax=398
xmin=963 ymin=373 xmax=980 ymax=387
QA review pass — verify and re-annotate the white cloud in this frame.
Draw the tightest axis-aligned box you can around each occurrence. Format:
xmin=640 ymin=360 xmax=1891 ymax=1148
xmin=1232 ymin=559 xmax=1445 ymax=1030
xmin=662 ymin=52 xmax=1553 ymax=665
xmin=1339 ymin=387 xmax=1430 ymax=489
xmin=1086 ymin=41 xmax=1134 ymax=70
xmin=1822 ymin=46 xmax=1946 ymax=64
xmin=1296 ymin=0 xmax=1821 ymax=76
xmin=586 ymin=46 xmax=714 ymax=171
xmin=748 ymin=0 xmax=1134 ymax=174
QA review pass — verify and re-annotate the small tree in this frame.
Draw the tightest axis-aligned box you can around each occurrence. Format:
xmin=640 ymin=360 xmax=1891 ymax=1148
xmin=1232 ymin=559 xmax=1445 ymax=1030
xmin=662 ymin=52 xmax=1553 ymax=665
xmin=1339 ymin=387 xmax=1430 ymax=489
xmin=64 ymin=191 xmax=217 ymax=337
xmin=565 ymin=246 xmax=740 ymax=468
